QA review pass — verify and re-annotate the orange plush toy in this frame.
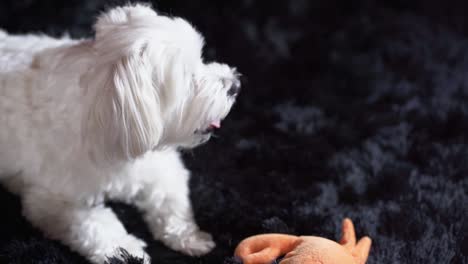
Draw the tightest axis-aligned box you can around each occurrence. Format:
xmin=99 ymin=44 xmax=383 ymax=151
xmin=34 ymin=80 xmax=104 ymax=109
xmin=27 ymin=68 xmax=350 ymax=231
xmin=235 ymin=218 xmax=371 ymax=264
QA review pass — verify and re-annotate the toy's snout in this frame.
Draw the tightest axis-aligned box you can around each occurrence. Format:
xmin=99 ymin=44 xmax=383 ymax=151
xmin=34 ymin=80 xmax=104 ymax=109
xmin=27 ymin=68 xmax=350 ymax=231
xmin=234 ymin=218 xmax=372 ymax=264
xmin=234 ymin=234 xmax=300 ymax=264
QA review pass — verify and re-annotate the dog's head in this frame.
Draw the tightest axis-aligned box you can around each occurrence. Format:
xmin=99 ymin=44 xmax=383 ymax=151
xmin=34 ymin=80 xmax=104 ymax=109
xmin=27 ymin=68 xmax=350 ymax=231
xmin=82 ymin=4 xmax=240 ymax=161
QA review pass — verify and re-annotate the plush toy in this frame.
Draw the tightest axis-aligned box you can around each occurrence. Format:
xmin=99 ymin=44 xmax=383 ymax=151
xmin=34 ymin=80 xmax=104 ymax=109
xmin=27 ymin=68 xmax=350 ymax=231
xmin=234 ymin=218 xmax=371 ymax=264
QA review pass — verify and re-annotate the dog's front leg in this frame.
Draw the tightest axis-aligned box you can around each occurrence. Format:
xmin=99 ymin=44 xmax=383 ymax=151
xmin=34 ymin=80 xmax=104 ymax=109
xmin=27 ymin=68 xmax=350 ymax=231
xmin=130 ymin=149 xmax=215 ymax=256
xmin=21 ymin=188 xmax=150 ymax=264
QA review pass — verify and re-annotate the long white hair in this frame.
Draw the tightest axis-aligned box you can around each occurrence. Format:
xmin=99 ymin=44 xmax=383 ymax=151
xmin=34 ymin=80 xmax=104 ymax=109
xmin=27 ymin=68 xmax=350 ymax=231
xmin=81 ymin=4 xmax=237 ymax=162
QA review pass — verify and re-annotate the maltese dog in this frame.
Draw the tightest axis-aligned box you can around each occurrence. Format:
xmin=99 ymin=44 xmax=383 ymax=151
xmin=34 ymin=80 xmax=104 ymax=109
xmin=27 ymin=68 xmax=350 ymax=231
xmin=0 ymin=3 xmax=240 ymax=263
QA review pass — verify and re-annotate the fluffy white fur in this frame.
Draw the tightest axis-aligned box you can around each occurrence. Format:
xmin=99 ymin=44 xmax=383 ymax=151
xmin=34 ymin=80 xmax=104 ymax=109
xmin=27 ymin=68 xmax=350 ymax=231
xmin=0 ymin=4 xmax=239 ymax=264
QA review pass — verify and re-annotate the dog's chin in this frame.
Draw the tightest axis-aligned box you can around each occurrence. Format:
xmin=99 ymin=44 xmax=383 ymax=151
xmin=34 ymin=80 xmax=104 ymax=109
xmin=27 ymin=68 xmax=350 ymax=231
xmin=181 ymin=123 xmax=220 ymax=148
xmin=177 ymin=134 xmax=212 ymax=149
xmin=181 ymin=118 xmax=223 ymax=148
xmin=195 ymin=134 xmax=212 ymax=146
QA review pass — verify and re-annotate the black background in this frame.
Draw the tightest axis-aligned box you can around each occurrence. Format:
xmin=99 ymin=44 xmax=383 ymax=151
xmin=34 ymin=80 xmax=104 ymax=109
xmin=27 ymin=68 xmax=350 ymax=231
xmin=0 ymin=1 xmax=467 ymax=263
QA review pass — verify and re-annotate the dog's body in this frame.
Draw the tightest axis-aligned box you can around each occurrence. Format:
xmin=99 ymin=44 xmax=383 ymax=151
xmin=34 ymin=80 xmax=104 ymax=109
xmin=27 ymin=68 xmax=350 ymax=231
xmin=0 ymin=4 xmax=239 ymax=263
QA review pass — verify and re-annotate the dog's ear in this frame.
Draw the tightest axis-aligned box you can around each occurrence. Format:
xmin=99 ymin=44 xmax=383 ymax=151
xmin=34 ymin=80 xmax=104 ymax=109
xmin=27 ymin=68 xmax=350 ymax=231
xmin=94 ymin=3 xmax=158 ymax=37
xmin=82 ymin=5 xmax=162 ymax=162
xmin=94 ymin=3 xmax=205 ymax=112
xmin=83 ymin=44 xmax=162 ymax=162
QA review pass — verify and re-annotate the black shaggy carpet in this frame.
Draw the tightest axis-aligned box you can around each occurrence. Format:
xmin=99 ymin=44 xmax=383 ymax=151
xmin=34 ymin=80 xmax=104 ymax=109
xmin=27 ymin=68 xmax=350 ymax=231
xmin=0 ymin=1 xmax=467 ymax=263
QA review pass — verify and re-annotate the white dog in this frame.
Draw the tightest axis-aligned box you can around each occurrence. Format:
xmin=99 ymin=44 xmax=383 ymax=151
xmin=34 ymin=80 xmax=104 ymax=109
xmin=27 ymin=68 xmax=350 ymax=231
xmin=0 ymin=3 xmax=240 ymax=263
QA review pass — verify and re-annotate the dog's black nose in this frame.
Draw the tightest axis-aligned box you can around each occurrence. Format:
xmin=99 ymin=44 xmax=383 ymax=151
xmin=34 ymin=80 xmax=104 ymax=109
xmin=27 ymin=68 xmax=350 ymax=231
xmin=227 ymin=80 xmax=241 ymax=97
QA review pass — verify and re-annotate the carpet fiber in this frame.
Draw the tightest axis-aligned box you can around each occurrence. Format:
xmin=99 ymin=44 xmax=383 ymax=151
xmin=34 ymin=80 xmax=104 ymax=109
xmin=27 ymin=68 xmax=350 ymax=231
xmin=0 ymin=1 xmax=467 ymax=263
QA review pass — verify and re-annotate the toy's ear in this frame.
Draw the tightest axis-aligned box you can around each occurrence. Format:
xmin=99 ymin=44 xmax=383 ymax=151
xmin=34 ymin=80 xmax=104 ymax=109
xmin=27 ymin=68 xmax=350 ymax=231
xmin=341 ymin=218 xmax=372 ymax=264
xmin=340 ymin=218 xmax=357 ymax=251
xmin=353 ymin=237 xmax=372 ymax=264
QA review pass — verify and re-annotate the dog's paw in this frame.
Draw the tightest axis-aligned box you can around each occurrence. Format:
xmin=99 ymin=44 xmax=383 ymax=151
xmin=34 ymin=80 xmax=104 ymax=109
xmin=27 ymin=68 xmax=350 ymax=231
xmin=93 ymin=235 xmax=150 ymax=264
xmin=162 ymin=229 xmax=216 ymax=256
xmin=179 ymin=230 xmax=216 ymax=256
xmin=117 ymin=234 xmax=150 ymax=262
xmin=105 ymin=247 xmax=151 ymax=264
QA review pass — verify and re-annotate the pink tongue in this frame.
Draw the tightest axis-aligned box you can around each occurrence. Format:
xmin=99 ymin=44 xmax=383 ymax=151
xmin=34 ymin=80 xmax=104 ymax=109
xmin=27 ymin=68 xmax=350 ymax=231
xmin=209 ymin=120 xmax=221 ymax=129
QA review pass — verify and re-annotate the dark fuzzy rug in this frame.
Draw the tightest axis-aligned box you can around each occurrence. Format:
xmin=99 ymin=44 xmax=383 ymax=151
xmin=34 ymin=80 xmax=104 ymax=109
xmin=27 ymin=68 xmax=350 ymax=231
xmin=0 ymin=0 xmax=467 ymax=263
